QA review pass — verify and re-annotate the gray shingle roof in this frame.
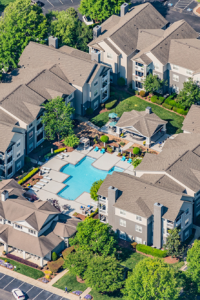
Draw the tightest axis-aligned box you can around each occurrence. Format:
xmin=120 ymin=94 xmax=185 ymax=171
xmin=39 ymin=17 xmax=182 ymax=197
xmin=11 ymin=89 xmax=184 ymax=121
xmin=182 ymin=105 xmax=200 ymax=133
xmin=136 ymin=29 xmax=164 ymax=51
xmin=0 ymin=122 xmax=24 ymax=153
xmin=116 ymin=109 xmax=167 ymax=137
xmin=98 ymin=172 xmax=185 ymax=221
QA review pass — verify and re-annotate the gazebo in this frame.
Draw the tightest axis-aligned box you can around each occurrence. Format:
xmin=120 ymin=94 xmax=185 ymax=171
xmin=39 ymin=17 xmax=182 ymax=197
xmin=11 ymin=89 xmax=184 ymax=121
xmin=79 ymin=137 xmax=90 ymax=149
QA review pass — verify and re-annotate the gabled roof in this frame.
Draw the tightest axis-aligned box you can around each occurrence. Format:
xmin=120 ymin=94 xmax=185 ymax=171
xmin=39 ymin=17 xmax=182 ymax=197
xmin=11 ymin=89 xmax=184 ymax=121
xmin=52 ymin=218 xmax=80 ymax=238
xmin=182 ymin=105 xmax=200 ymax=133
xmin=136 ymin=29 xmax=164 ymax=51
xmin=88 ymin=3 xmax=168 ymax=56
xmin=116 ymin=109 xmax=167 ymax=137
xmin=0 ymin=122 xmax=25 ymax=153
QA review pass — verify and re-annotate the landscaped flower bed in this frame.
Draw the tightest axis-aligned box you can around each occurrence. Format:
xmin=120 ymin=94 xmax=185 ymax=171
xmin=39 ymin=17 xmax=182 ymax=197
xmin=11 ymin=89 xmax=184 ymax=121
xmin=0 ymin=259 xmax=13 ymax=269
xmin=84 ymin=294 xmax=92 ymax=299
xmin=72 ymin=290 xmax=83 ymax=296
xmin=38 ymin=277 xmax=49 ymax=284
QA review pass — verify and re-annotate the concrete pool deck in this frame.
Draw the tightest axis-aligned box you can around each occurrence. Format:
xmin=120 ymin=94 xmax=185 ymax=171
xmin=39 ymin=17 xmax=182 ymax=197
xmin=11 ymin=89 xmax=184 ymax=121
xmin=92 ymin=152 xmax=122 ymax=171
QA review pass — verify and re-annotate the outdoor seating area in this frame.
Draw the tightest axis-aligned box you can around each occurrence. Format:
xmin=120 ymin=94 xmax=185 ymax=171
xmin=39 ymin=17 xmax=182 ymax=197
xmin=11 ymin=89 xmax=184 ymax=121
xmin=80 ymin=205 xmax=94 ymax=215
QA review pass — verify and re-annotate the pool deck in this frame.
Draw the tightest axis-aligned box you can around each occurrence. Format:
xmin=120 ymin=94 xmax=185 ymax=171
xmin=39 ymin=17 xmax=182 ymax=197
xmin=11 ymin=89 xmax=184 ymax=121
xmin=92 ymin=152 xmax=122 ymax=171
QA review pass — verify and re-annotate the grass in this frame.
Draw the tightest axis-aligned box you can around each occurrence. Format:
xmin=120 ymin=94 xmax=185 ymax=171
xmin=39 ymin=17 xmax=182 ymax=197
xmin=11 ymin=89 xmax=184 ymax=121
xmin=0 ymin=257 xmax=44 ymax=279
xmin=119 ymin=248 xmax=145 ymax=270
xmin=53 ymin=272 xmax=88 ymax=292
xmin=91 ymin=89 xmax=184 ymax=135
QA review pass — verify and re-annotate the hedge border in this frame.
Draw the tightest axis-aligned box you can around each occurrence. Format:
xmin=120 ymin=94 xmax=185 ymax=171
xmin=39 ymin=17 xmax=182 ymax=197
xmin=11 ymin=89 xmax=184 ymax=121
xmin=136 ymin=244 xmax=167 ymax=258
xmin=18 ymin=168 xmax=39 ymax=185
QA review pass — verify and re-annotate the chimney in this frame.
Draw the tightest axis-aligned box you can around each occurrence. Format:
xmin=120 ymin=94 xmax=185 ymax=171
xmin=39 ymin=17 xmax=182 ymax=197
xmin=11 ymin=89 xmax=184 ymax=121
xmin=107 ymin=186 xmax=118 ymax=227
xmin=48 ymin=36 xmax=58 ymax=49
xmin=91 ymin=50 xmax=100 ymax=63
xmin=1 ymin=190 xmax=9 ymax=202
xmin=145 ymin=106 xmax=152 ymax=114
xmin=153 ymin=203 xmax=163 ymax=249
xmin=120 ymin=3 xmax=129 ymax=17
xmin=93 ymin=25 xmax=101 ymax=40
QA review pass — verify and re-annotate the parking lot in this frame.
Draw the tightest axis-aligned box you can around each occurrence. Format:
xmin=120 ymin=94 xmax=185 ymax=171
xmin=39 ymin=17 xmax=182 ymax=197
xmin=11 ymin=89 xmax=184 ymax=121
xmin=0 ymin=272 xmax=69 ymax=300
xmin=41 ymin=0 xmax=81 ymax=15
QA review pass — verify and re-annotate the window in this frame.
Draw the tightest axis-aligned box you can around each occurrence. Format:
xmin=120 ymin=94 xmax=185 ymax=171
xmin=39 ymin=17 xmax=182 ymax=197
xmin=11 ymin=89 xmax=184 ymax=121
xmin=15 ymin=224 xmax=22 ymax=229
xmin=94 ymin=90 xmax=98 ymax=97
xmin=16 ymin=140 xmax=21 ymax=147
xmin=7 ymin=220 xmax=11 ymax=224
xmin=37 ymin=132 xmax=43 ymax=142
xmin=135 ymin=237 xmax=142 ymax=244
xmin=7 ymin=166 xmax=12 ymax=175
xmin=94 ymin=100 xmax=98 ymax=110
xmin=186 ymin=208 xmax=189 ymax=215
xmin=154 ymin=63 xmax=159 ymax=70
xmin=135 ymin=224 xmax=142 ymax=233
xmin=173 ymin=65 xmax=179 ymax=71
xmin=29 ymin=123 xmax=33 ymax=128
xmin=29 ymin=143 xmax=33 ymax=152
xmin=185 ymin=230 xmax=189 ymax=239
xmin=136 ymin=215 xmax=142 ymax=222
xmin=120 ymin=219 xmax=126 ymax=227
xmin=185 ymin=218 xmax=189 ymax=226
xmin=135 ymin=62 xmax=144 ymax=68
xmin=186 ymin=69 xmax=193 ymax=76
xmin=17 ymin=151 xmax=21 ymax=158
xmin=68 ymin=94 xmax=73 ymax=100
xmin=107 ymin=52 xmax=113 ymax=59
xmin=173 ymin=74 xmax=179 ymax=82
xmin=94 ymin=80 xmax=98 ymax=86
xmin=7 ymin=156 xmax=12 ymax=163
xmin=120 ymin=210 xmax=126 ymax=216
xmin=196 ymin=210 xmax=200 ymax=216
xmin=29 ymin=131 xmax=33 ymax=140
xmin=119 ymin=231 xmax=126 ymax=240
xmin=29 ymin=229 xmax=36 ymax=235
xmin=110 ymin=76 xmax=113 ymax=83
xmin=17 ymin=161 xmax=21 ymax=171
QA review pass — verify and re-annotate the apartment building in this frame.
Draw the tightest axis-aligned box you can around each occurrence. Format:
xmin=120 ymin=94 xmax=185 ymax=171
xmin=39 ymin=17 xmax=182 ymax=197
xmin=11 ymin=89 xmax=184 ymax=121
xmin=0 ymin=179 xmax=80 ymax=266
xmin=88 ymin=3 xmax=168 ymax=85
xmin=98 ymin=172 xmax=193 ymax=248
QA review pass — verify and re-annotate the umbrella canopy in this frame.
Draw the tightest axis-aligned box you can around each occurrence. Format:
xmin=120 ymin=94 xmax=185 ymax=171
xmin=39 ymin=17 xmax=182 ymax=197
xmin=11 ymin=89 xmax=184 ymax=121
xmin=109 ymin=113 xmax=118 ymax=119
xmin=109 ymin=121 xmax=117 ymax=127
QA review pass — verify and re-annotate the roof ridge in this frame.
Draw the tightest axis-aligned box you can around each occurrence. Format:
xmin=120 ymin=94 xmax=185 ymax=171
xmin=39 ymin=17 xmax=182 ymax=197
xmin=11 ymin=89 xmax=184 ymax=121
xmin=166 ymin=150 xmax=189 ymax=171
xmin=173 ymin=39 xmax=200 ymax=51
xmin=0 ymin=84 xmax=23 ymax=104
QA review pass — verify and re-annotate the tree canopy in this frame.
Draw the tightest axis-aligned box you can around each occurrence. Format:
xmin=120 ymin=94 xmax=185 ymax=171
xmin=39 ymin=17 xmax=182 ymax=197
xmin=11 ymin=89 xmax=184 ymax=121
xmin=0 ymin=0 xmax=48 ymax=70
xmin=123 ymin=258 xmax=180 ymax=300
xmin=84 ymin=255 xmax=123 ymax=292
xmin=41 ymin=96 xmax=74 ymax=141
xmin=64 ymin=250 xmax=92 ymax=279
xmin=90 ymin=179 xmax=104 ymax=201
xmin=70 ymin=218 xmax=117 ymax=257
xmin=64 ymin=134 xmax=80 ymax=148
xmin=163 ymin=227 xmax=183 ymax=258
xmin=177 ymin=78 xmax=200 ymax=109
xmin=143 ymin=73 xmax=167 ymax=95
xmin=79 ymin=0 xmax=129 ymax=22
xmin=186 ymin=240 xmax=200 ymax=294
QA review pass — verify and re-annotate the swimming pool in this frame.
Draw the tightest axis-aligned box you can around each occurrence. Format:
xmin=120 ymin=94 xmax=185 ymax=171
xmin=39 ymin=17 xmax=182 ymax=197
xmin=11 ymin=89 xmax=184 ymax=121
xmin=58 ymin=156 xmax=124 ymax=200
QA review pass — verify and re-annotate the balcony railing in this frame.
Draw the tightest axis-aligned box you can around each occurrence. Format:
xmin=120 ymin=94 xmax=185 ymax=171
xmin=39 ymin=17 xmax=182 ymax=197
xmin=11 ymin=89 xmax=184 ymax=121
xmin=99 ymin=197 xmax=106 ymax=202
xmin=135 ymin=75 xmax=144 ymax=82
xmin=36 ymin=118 xmax=42 ymax=125
xmin=102 ymin=75 xmax=108 ymax=82
xmin=36 ymin=138 xmax=44 ymax=147
xmin=7 ymin=149 xmax=13 ymax=158
xmin=167 ymin=221 xmax=174 ymax=228
xmin=135 ymin=65 xmax=144 ymax=72
xmin=0 ymin=154 xmax=5 ymax=160
xmin=0 ymin=165 xmax=5 ymax=171
xmin=37 ymin=127 xmax=43 ymax=135
xmin=176 ymin=219 xmax=181 ymax=227
xmin=101 ymin=86 xmax=107 ymax=93
xmin=6 ymin=161 xmax=13 ymax=169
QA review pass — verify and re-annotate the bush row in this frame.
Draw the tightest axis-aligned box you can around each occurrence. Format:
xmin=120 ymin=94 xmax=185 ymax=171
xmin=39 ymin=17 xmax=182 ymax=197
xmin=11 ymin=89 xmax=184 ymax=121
xmin=62 ymin=245 xmax=75 ymax=260
xmin=47 ymin=257 xmax=64 ymax=273
xmin=136 ymin=244 xmax=167 ymax=258
xmin=105 ymin=99 xmax=117 ymax=109
xmin=6 ymin=253 xmax=39 ymax=268
xmin=18 ymin=168 xmax=39 ymax=185
xmin=151 ymin=95 xmax=165 ymax=105
xmin=44 ymin=148 xmax=66 ymax=160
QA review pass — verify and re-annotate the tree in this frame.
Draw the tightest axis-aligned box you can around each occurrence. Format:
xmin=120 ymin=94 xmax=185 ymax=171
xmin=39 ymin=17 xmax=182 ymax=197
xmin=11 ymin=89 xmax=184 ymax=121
xmin=64 ymin=250 xmax=92 ymax=279
xmin=100 ymin=135 xmax=109 ymax=147
xmin=186 ymin=240 xmax=200 ymax=294
xmin=163 ymin=227 xmax=183 ymax=258
xmin=52 ymin=252 xmax=57 ymax=261
xmin=133 ymin=147 xmax=140 ymax=155
xmin=177 ymin=78 xmax=200 ymax=109
xmin=47 ymin=8 xmax=92 ymax=52
xmin=64 ymin=134 xmax=80 ymax=148
xmin=0 ymin=0 xmax=48 ymax=70
xmin=84 ymin=255 xmax=123 ymax=292
xmin=70 ymin=218 xmax=117 ymax=257
xmin=79 ymin=0 xmax=129 ymax=23
xmin=90 ymin=179 xmax=104 ymax=201
xmin=41 ymin=96 xmax=75 ymax=141
xmin=143 ymin=73 xmax=167 ymax=95
xmin=123 ymin=258 xmax=180 ymax=300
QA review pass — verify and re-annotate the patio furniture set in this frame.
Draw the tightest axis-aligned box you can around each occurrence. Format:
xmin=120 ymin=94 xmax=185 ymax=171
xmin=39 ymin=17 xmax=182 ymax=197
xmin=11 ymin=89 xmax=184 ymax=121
xmin=30 ymin=167 xmax=52 ymax=192
xmin=80 ymin=205 xmax=93 ymax=215
xmin=94 ymin=146 xmax=106 ymax=154
xmin=121 ymin=156 xmax=132 ymax=164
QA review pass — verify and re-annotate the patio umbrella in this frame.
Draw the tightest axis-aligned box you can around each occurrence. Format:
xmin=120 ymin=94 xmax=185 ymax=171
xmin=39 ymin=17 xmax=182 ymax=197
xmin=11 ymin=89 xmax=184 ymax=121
xmin=109 ymin=113 xmax=118 ymax=119
xmin=109 ymin=121 xmax=117 ymax=127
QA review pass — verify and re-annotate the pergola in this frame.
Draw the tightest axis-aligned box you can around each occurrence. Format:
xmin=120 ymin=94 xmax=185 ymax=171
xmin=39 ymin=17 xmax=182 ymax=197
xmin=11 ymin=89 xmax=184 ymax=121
xmin=79 ymin=137 xmax=90 ymax=149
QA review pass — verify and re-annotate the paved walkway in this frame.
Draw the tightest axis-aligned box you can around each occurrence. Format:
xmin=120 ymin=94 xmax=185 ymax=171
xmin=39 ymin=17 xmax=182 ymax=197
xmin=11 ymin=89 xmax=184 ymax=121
xmin=81 ymin=287 xmax=92 ymax=299
xmin=48 ymin=269 xmax=68 ymax=286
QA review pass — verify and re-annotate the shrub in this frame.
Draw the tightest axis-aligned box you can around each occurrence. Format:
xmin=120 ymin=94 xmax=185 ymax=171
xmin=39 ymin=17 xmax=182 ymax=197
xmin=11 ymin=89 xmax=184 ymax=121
xmin=110 ymin=92 xmax=115 ymax=96
xmin=162 ymin=103 xmax=172 ymax=110
xmin=133 ymin=147 xmax=140 ymax=155
xmin=64 ymin=134 xmax=80 ymax=148
xmin=177 ymin=108 xmax=188 ymax=115
xmin=18 ymin=168 xmax=39 ymax=185
xmin=151 ymin=95 xmax=158 ymax=103
xmin=158 ymin=96 xmax=165 ymax=103
xmin=44 ymin=153 xmax=53 ymax=159
xmin=135 ymin=90 xmax=139 ymax=95
xmin=52 ymin=252 xmax=57 ymax=261
xmin=25 ymin=156 xmax=31 ymax=164
xmin=117 ymin=77 xmax=125 ymax=86
xmin=54 ymin=148 xmax=66 ymax=154
xmin=120 ymin=142 xmax=125 ymax=146
xmin=100 ymin=135 xmax=109 ymax=144
xmin=105 ymin=99 xmax=117 ymax=109
xmin=132 ymin=158 xmax=142 ymax=168
xmin=6 ymin=253 xmax=38 ymax=268
xmin=139 ymin=90 xmax=146 ymax=97
xmin=47 ymin=257 xmax=64 ymax=273
xmin=131 ymin=242 xmax=137 ymax=249
xmin=86 ymin=108 xmax=93 ymax=115
xmin=62 ymin=246 xmax=75 ymax=260
xmin=45 ymin=274 xmax=51 ymax=280
xmin=136 ymin=244 xmax=167 ymax=258
xmin=107 ymin=146 xmax=113 ymax=153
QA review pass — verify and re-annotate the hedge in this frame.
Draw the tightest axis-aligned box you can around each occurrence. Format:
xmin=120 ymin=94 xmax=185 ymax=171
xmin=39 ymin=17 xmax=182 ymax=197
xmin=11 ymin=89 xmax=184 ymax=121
xmin=105 ymin=99 xmax=117 ymax=109
xmin=6 ymin=253 xmax=39 ymax=268
xmin=151 ymin=95 xmax=164 ymax=105
xmin=162 ymin=103 xmax=172 ymax=110
xmin=177 ymin=108 xmax=188 ymax=115
xmin=47 ymin=257 xmax=64 ymax=273
xmin=62 ymin=246 xmax=75 ymax=260
xmin=136 ymin=244 xmax=167 ymax=258
xmin=117 ymin=77 xmax=125 ymax=86
xmin=151 ymin=95 xmax=158 ymax=103
xmin=18 ymin=168 xmax=39 ymax=185
xmin=86 ymin=108 xmax=94 ymax=115
xmin=54 ymin=148 xmax=66 ymax=154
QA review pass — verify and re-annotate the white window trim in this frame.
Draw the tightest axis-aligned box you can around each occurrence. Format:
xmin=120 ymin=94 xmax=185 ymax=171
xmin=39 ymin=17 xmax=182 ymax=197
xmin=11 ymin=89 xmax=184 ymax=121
xmin=94 ymin=100 xmax=98 ymax=110
xmin=16 ymin=140 xmax=21 ymax=147
xmin=135 ymin=224 xmax=142 ymax=233
xmin=120 ymin=219 xmax=126 ymax=227
xmin=29 ymin=131 xmax=33 ymax=140
xmin=155 ymin=63 xmax=160 ymax=70
xmin=173 ymin=65 xmax=179 ymax=71
xmin=94 ymin=80 xmax=98 ymax=86
xmin=16 ymin=150 xmax=21 ymax=158
xmin=173 ymin=74 xmax=179 ymax=82
xmin=120 ymin=210 xmax=126 ymax=216
xmin=107 ymin=52 xmax=113 ymax=59
xmin=136 ymin=215 xmax=142 ymax=222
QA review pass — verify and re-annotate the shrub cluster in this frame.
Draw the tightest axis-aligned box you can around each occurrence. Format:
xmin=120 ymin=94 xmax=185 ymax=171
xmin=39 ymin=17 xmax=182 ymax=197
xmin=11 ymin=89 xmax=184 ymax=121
xmin=105 ymin=99 xmax=117 ymax=109
xmin=162 ymin=103 xmax=172 ymax=110
xmin=47 ymin=257 xmax=64 ymax=273
xmin=107 ymin=146 xmax=113 ymax=153
xmin=151 ymin=95 xmax=165 ymax=105
xmin=18 ymin=168 xmax=39 ymax=185
xmin=6 ymin=253 xmax=39 ymax=268
xmin=54 ymin=147 xmax=66 ymax=154
xmin=139 ymin=90 xmax=146 ymax=97
xmin=173 ymin=107 xmax=188 ymax=115
xmin=136 ymin=244 xmax=167 ymax=258
xmin=117 ymin=77 xmax=125 ymax=86
xmin=86 ymin=108 xmax=93 ymax=115
xmin=62 ymin=246 xmax=75 ymax=260
xmin=133 ymin=147 xmax=140 ymax=155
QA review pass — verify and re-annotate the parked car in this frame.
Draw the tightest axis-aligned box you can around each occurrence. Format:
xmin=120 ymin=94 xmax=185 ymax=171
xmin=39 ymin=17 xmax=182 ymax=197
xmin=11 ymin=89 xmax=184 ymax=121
xmin=12 ymin=289 xmax=25 ymax=300
xmin=82 ymin=15 xmax=94 ymax=26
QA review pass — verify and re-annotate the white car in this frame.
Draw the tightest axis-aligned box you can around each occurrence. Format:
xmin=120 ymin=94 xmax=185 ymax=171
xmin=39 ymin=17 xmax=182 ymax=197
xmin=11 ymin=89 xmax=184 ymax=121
xmin=12 ymin=289 xmax=25 ymax=300
xmin=82 ymin=15 xmax=94 ymax=26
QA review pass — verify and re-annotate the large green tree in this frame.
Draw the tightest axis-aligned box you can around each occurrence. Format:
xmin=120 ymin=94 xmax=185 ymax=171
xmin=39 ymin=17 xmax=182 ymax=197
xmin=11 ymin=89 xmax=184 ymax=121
xmin=177 ymin=78 xmax=200 ymax=109
xmin=123 ymin=258 xmax=180 ymax=300
xmin=47 ymin=8 xmax=92 ymax=52
xmin=79 ymin=0 xmax=129 ymax=22
xmin=41 ymin=96 xmax=74 ymax=141
xmin=0 ymin=0 xmax=48 ymax=70
xmin=64 ymin=250 xmax=92 ymax=279
xmin=84 ymin=255 xmax=123 ymax=292
xmin=186 ymin=240 xmax=200 ymax=294
xmin=90 ymin=179 xmax=104 ymax=201
xmin=143 ymin=73 xmax=167 ymax=95
xmin=163 ymin=227 xmax=183 ymax=258
xmin=70 ymin=218 xmax=117 ymax=257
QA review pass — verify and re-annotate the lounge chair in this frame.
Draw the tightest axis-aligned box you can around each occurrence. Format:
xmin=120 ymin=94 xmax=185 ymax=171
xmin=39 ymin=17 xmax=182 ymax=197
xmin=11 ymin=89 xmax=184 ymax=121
xmin=121 ymin=156 xmax=126 ymax=161
xmin=94 ymin=147 xmax=99 ymax=152
xmin=40 ymin=179 xmax=48 ymax=183
xmin=63 ymin=153 xmax=69 ymax=157
xmin=42 ymin=167 xmax=51 ymax=170
xmin=100 ymin=148 xmax=105 ymax=154
xmin=37 ymin=182 xmax=45 ymax=186
xmin=57 ymin=154 xmax=64 ymax=159
xmin=31 ymin=187 xmax=39 ymax=192
xmin=44 ymin=176 xmax=52 ymax=180
xmin=128 ymin=158 xmax=132 ymax=164
xmin=42 ymin=169 xmax=50 ymax=173
xmin=33 ymin=185 xmax=42 ymax=189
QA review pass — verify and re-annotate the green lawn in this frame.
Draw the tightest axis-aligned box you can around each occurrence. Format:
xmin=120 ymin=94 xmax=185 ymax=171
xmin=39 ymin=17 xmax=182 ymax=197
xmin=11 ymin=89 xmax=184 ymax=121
xmin=53 ymin=272 xmax=88 ymax=292
xmin=0 ymin=257 xmax=44 ymax=279
xmin=119 ymin=248 xmax=145 ymax=270
xmin=91 ymin=90 xmax=184 ymax=135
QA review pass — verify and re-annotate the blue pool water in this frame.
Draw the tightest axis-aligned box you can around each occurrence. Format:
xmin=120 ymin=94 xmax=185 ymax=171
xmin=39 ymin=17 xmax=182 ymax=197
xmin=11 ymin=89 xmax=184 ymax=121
xmin=58 ymin=156 xmax=123 ymax=200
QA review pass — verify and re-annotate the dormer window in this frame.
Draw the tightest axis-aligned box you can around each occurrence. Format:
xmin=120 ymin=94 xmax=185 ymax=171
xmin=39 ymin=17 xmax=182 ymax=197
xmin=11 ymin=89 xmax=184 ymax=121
xmin=29 ymin=229 xmax=36 ymax=235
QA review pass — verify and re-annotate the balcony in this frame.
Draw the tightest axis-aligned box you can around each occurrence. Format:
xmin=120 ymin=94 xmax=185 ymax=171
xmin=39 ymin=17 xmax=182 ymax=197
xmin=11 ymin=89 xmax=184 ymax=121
xmin=0 ymin=154 xmax=5 ymax=160
xmin=101 ymin=86 xmax=107 ymax=93
xmin=99 ymin=196 xmax=106 ymax=203
xmin=0 ymin=165 xmax=5 ymax=171
xmin=36 ymin=118 xmax=42 ymax=125
xmin=135 ymin=65 xmax=144 ymax=72
xmin=100 ymin=215 xmax=107 ymax=223
xmin=167 ymin=221 xmax=174 ymax=228
xmin=102 ymin=74 xmax=108 ymax=83
xmin=37 ymin=127 xmax=43 ymax=135
xmin=135 ymin=75 xmax=144 ymax=82
xmin=7 ymin=149 xmax=13 ymax=158
xmin=176 ymin=218 xmax=181 ymax=227
xmin=6 ymin=161 xmax=13 ymax=169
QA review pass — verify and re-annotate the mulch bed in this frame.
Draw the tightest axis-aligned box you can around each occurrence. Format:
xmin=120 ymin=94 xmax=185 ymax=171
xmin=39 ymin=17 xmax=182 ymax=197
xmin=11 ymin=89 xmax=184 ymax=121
xmin=136 ymin=250 xmax=179 ymax=264
xmin=22 ymin=172 xmax=43 ymax=188
xmin=73 ymin=213 xmax=86 ymax=221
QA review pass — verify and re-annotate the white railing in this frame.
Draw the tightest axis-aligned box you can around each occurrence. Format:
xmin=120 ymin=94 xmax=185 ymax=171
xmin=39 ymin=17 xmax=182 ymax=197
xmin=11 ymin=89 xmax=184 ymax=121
xmin=6 ymin=161 xmax=13 ymax=169
xmin=7 ymin=150 xmax=13 ymax=158
xmin=101 ymin=86 xmax=107 ymax=93
xmin=0 ymin=165 xmax=5 ymax=171
xmin=0 ymin=154 xmax=5 ymax=160
xmin=102 ymin=95 xmax=108 ymax=102
xmin=102 ymin=75 xmax=108 ymax=82
xmin=36 ymin=138 xmax=44 ymax=147
xmin=7 ymin=172 xmax=13 ymax=179
xmin=167 ymin=222 xmax=174 ymax=228
xmin=135 ymin=75 xmax=144 ymax=82
xmin=99 ymin=197 xmax=106 ymax=202
xmin=135 ymin=65 xmax=144 ymax=72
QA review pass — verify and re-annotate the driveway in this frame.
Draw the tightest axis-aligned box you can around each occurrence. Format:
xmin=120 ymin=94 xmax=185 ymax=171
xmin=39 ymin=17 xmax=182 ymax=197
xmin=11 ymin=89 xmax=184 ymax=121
xmin=0 ymin=272 xmax=69 ymax=300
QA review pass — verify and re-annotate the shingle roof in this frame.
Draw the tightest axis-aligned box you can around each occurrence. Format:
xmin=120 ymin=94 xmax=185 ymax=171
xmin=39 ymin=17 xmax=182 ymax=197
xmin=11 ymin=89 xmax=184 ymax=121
xmin=0 ymin=123 xmax=24 ymax=153
xmin=59 ymin=45 xmax=92 ymax=61
xmin=89 ymin=3 xmax=168 ymax=56
xmin=182 ymin=105 xmax=200 ymax=133
xmin=136 ymin=29 xmax=164 ymax=51
xmin=98 ymin=172 xmax=185 ymax=221
xmin=116 ymin=109 xmax=167 ymax=137
xmin=0 ymin=110 xmax=17 ymax=125
xmin=104 ymin=39 xmax=121 ymax=55
xmin=53 ymin=218 xmax=80 ymax=238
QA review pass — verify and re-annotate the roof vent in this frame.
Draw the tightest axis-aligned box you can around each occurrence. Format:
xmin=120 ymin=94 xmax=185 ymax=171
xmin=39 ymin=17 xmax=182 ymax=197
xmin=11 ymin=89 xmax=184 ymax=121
xmin=120 ymin=3 xmax=129 ymax=17
xmin=145 ymin=107 xmax=152 ymax=114
xmin=48 ymin=36 xmax=58 ymax=49
xmin=1 ymin=190 xmax=8 ymax=202
xmin=93 ymin=25 xmax=101 ymax=40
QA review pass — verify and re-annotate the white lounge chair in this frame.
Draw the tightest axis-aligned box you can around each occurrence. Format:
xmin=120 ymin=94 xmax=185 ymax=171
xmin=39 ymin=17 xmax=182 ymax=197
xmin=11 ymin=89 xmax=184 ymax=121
xmin=44 ymin=176 xmax=52 ymax=180
xmin=37 ymin=182 xmax=45 ymax=186
xmin=42 ymin=169 xmax=50 ymax=173
xmin=88 ymin=146 xmax=93 ymax=151
xmin=31 ymin=187 xmax=39 ymax=192
xmin=57 ymin=154 xmax=64 ymax=159
xmin=33 ymin=185 xmax=42 ymax=189
xmin=62 ymin=153 xmax=69 ymax=157
xmin=42 ymin=167 xmax=51 ymax=170
xmin=40 ymin=179 xmax=48 ymax=183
